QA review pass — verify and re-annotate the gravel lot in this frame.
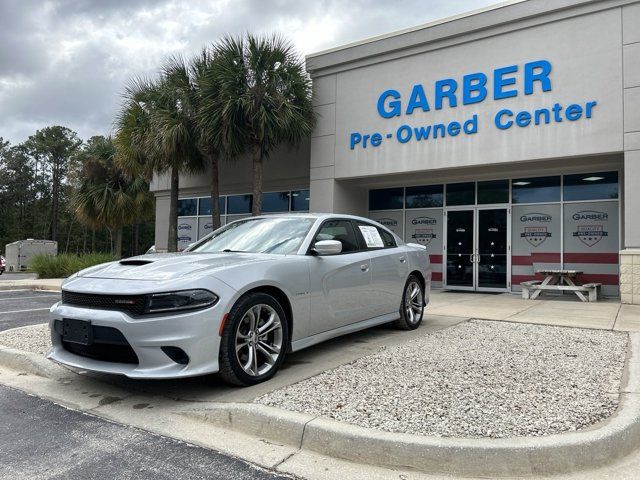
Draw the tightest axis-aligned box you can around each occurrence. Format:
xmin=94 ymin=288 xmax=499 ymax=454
xmin=0 ymin=324 xmax=51 ymax=355
xmin=257 ymin=320 xmax=628 ymax=438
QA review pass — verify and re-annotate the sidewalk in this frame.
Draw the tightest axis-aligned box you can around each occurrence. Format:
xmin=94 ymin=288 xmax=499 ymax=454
xmin=427 ymin=290 xmax=640 ymax=332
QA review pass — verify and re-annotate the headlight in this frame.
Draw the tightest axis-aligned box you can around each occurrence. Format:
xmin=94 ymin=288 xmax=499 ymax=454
xmin=145 ymin=289 xmax=218 ymax=313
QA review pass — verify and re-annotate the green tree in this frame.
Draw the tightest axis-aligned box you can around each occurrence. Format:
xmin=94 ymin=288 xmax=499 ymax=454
xmin=116 ymin=70 xmax=205 ymax=252
xmin=208 ymin=34 xmax=315 ymax=215
xmin=73 ymin=136 xmax=153 ymax=258
xmin=23 ymin=126 xmax=82 ymax=242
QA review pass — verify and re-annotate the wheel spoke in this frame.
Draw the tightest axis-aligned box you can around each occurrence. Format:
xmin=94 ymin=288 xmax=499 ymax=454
xmin=256 ymin=343 xmax=277 ymax=364
xmin=258 ymin=340 xmax=280 ymax=354
xmin=236 ymin=340 xmax=250 ymax=353
xmin=410 ymin=286 xmax=420 ymax=300
xmin=243 ymin=345 xmax=254 ymax=374
xmin=258 ymin=312 xmax=276 ymax=335
xmin=252 ymin=344 xmax=258 ymax=375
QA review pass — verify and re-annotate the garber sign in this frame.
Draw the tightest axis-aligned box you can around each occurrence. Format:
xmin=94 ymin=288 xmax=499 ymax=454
xmin=349 ymin=60 xmax=597 ymax=150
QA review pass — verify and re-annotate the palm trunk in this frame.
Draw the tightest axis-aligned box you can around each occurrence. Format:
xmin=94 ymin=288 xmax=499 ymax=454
xmin=209 ymin=154 xmax=221 ymax=230
xmin=114 ymin=227 xmax=123 ymax=259
xmin=133 ymin=223 xmax=139 ymax=256
xmin=168 ymin=166 xmax=179 ymax=252
xmin=251 ymin=144 xmax=263 ymax=216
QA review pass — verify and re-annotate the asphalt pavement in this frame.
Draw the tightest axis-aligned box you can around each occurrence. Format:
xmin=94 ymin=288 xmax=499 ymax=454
xmin=0 ymin=384 xmax=294 ymax=480
xmin=0 ymin=290 xmax=59 ymax=332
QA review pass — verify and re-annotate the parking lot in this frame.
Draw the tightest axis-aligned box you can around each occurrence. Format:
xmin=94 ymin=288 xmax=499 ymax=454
xmin=0 ymin=290 xmax=59 ymax=332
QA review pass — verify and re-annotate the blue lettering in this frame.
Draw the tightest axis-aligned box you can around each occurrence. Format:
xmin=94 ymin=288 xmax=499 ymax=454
xmin=435 ymin=79 xmax=458 ymax=110
xmin=370 ymin=132 xmax=383 ymax=146
xmin=463 ymin=73 xmax=487 ymax=105
xmin=524 ymin=60 xmax=552 ymax=95
xmin=377 ymin=90 xmax=401 ymax=118
xmin=397 ymin=125 xmax=413 ymax=143
xmin=495 ymin=109 xmax=513 ymax=129
xmin=585 ymin=101 xmax=597 ymax=118
xmin=447 ymin=121 xmax=461 ymax=136
xmin=515 ymin=111 xmax=531 ymax=127
xmin=414 ymin=126 xmax=431 ymax=141
xmin=433 ymin=123 xmax=446 ymax=138
xmin=494 ymin=65 xmax=518 ymax=100
xmin=464 ymin=115 xmax=478 ymax=134
xmin=349 ymin=132 xmax=362 ymax=149
xmin=406 ymin=84 xmax=430 ymax=115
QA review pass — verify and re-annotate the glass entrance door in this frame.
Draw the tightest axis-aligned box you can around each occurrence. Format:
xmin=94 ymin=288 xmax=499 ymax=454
xmin=444 ymin=208 xmax=509 ymax=291
xmin=477 ymin=209 xmax=508 ymax=289
xmin=445 ymin=210 xmax=475 ymax=288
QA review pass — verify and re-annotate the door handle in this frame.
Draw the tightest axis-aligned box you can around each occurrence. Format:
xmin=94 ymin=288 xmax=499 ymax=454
xmin=399 ymin=257 xmax=406 ymax=263
xmin=360 ymin=264 xmax=369 ymax=272
xmin=469 ymin=254 xmax=474 ymax=263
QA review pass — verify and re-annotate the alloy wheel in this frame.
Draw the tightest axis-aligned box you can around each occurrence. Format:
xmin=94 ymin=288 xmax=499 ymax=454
xmin=235 ymin=304 xmax=284 ymax=377
xmin=405 ymin=281 xmax=423 ymax=324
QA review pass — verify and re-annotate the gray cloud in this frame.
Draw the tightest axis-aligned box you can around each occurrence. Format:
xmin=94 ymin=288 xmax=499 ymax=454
xmin=0 ymin=0 xmax=499 ymax=144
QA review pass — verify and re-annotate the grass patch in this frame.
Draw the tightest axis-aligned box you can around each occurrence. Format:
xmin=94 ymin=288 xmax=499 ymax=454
xmin=30 ymin=253 xmax=115 ymax=279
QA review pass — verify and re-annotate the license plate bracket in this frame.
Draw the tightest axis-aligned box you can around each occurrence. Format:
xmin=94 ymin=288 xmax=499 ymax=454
xmin=62 ymin=318 xmax=93 ymax=346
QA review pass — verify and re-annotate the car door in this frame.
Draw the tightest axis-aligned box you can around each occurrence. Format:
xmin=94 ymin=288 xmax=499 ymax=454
xmin=308 ymin=219 xmax=373 ymax=335
xmin=355 ymin=221 xmax=409 ymax=318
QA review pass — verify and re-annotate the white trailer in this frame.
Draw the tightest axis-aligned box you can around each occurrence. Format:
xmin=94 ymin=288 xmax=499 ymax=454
xmin=4 ymin=239 xmax=58 ymax=271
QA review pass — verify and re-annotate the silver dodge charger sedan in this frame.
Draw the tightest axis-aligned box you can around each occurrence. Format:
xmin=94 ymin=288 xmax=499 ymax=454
xmin=48 ymin=214 xmax=431 ymax=386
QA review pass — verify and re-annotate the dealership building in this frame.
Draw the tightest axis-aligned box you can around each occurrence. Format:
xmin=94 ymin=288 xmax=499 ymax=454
xmin=151 ymin=0 xmax=640 ymax=303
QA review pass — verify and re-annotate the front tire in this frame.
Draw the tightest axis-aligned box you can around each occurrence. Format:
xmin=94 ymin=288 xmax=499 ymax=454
xmin=394 ymin=275 xmax=424 ymax=330
xmin=218 ymin=292 xmax=289 ymax=386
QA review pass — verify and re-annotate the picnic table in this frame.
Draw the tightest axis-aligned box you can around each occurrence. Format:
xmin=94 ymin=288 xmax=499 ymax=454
xmin=520 ymin=269 xmax=601 ymax=302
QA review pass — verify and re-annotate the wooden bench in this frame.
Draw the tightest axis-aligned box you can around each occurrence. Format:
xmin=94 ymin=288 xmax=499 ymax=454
xmin=521 ymin=281 xmax=601 ymax=302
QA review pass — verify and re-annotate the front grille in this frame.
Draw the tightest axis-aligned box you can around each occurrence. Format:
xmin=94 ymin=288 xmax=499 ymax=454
xmin=61 ymin=290 xmax=148 ymax=316
xmin=54 ymin=320 xmax=139 ymax=364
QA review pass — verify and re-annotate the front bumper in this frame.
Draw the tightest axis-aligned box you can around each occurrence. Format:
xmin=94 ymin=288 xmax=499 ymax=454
xmin=47 ymin=301 xmax=226 ymax=379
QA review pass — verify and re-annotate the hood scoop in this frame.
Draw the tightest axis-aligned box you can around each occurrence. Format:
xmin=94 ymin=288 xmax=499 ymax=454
xmin=119 ymin=259 xmax=154 ymax=266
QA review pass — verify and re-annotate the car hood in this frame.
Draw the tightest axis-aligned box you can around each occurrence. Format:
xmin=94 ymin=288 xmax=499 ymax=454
xmin=78 ymin=252 xmax=281 ymax=281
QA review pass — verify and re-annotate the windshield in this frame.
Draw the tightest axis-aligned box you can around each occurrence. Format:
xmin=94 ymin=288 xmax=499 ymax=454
xmin=191 ymin=217 xmax=315 ymax=255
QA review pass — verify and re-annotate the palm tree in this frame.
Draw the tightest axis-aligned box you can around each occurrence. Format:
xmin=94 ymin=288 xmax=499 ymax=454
xmin=208 ymin=34 xmax=315 ymax=215
xmin=74 ymin=136 xmax=153 ymax=258
xmin=115 ymin=65 xmax=205 ymax=252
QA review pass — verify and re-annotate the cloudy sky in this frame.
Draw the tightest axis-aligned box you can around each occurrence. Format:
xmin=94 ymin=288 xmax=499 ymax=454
xmin=0 ymin=0 xmax=502 ymax=144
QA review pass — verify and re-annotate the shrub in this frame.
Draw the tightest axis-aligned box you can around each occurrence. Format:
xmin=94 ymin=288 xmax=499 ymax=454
xmin=30 ymin=253 xmax=115 ymax=279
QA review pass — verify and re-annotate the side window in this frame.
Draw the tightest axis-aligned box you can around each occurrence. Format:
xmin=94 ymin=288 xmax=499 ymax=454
xmin=378 ymin=228 xmax=397 ymax=248
xmin=355 ymin=221 xmax=396 ymax=249
xmin=314 ymin=220 xmax=360 ymax=253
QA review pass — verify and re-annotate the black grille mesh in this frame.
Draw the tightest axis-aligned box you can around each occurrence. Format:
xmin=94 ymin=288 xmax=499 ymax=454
xmin=61 ymin=291 xmax=148 ymax=316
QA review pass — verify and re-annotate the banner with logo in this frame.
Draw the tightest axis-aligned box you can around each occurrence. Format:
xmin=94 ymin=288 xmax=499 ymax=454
xmin=177 ymin=217 xmax=198 ymax=251
xmin=511 ymin=204 xmax=561 ymax=288
xmin=198 ymin=217 xmax=226 ymax=240
xmin=405 ymin=209 xmax=443 ymax=285
xmin=368 ymin=211 xmax=403 ymax=238
xmin=563 ymin=201 xmax=619 ymax=295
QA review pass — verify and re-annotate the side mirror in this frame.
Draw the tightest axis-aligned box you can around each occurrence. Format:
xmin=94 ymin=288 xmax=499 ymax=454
xmin=312 ymin=239 xmax=342 ymax=256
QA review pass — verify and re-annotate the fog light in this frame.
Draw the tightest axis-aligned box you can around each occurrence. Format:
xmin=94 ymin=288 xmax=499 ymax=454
xmin=161 ymin=346 xmax=189 ymax=365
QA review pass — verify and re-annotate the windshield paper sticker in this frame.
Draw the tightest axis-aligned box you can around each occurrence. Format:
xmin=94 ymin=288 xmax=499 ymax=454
xmin=359 ymin=225 xmax=384 ymax=248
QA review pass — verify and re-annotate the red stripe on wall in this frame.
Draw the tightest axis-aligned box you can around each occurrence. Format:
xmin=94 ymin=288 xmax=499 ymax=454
xmin=512 ymin=253 xmax=561 ymax=266
xmin=512 ymin=273 xmax=618 ymax=286
xmin=430 ymin=255 xmax=443 ymax=264
xmin=431 ymin=272 xmax=443 ymax=282
xmin=564 ymin=253 xmax=619 ymax=264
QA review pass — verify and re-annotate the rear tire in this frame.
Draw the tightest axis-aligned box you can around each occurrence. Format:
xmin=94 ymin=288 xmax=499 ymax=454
xmin=218 ymin=292 xmax=289 ymax=386
xmin=394 ymin=275 xmax=424 ymax=330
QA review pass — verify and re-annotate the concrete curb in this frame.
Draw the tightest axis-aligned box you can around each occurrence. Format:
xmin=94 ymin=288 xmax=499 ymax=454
xmin=0 ymin=280 xmax=63 ymax=291
xmin=183 ymin=332 xmax=640 ymax=477
xmin=0 ymin=345 xmax=65 ymax=378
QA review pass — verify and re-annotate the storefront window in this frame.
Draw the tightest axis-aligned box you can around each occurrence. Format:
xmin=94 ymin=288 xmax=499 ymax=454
xmin=262 ymin=191 xmax=290 ymax=213
xmin=512 ymin=176 xmax=560 ymax=204
xmin=446 ymin=182 xmax=475 ymax=206
xmin=369 ymin=188 xmax=404 ymax=210
xmin=563 ymin=171 xmax=618 ymax=201
xmin=177 ymin=198 xmax=197 ymax=216
xmin=198 ymin=197 xmax=226 ymax=216
xmin=291 ymin=189 xmax=310 ymax=211
xmin=406 ymin=185 xmax=443 ymax=208
xmin=478 ymin=179 xmax=509 ymax=204
xmin=228 ymin=194 xmax=252 ymax=214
